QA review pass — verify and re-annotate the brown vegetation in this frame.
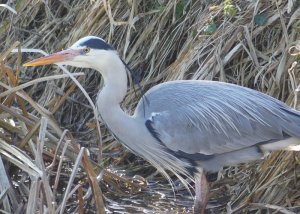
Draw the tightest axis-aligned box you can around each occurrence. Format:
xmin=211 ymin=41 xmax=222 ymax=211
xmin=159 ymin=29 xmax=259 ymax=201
xmin=0 ymin=0 xmax=300 ymax=213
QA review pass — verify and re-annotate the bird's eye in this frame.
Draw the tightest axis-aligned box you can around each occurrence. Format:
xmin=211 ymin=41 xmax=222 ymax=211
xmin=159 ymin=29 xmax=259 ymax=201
xmin=83 ymin=47 xmax=90 ymax=54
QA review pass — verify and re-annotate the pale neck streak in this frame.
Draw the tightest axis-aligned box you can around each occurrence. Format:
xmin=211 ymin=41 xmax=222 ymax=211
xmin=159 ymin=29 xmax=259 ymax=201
xmin=96 ymin=54 xmax=128 ymax=108
xmin=94 ymin=53 xmax=137 ymax=144
xmin=93 ymin=53 xmax=192 ymax=184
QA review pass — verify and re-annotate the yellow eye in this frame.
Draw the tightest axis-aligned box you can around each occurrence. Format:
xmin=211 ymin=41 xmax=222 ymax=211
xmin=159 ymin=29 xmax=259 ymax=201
xmin=83 ymin=47 xmax=90 ymax=54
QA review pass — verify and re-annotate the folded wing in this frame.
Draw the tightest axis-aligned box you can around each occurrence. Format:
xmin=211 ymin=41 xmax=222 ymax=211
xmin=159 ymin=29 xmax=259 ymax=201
xmin=134 ymin=81 xmax=300 ymax=156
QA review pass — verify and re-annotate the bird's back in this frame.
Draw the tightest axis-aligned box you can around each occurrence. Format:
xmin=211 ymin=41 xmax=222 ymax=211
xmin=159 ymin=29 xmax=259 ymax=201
xmin=134 ymin=80 xmax=300 ymax=171
xmin=135 ymin=80 xmax=296 ymax=120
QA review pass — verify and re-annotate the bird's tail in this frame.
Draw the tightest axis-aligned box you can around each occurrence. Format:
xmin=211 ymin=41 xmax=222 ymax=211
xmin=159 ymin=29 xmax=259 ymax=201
xmin=259 ymin=137 xmax=300 ymax=152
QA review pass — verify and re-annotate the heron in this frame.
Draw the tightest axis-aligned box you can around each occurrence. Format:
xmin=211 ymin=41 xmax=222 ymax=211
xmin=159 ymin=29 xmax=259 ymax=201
xmin=24 ymin=36 xmax=300 ymax=213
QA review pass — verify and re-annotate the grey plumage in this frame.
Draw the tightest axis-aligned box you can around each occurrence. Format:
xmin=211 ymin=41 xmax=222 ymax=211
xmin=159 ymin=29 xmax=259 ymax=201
xmin=24 ymin=36 xmax=300 ymax=213
xmin=135 ymin=80 xmax=300 ymax=171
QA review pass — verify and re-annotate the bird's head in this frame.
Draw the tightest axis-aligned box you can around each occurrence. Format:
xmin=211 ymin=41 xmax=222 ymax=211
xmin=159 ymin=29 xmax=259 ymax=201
xmin=23 ymin=36 xmax=117 ymax=70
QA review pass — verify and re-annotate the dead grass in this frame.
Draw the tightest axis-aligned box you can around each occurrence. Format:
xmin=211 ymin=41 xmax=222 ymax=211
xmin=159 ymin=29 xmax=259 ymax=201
xmin=0 ymin=0 xmax=300 ymax=213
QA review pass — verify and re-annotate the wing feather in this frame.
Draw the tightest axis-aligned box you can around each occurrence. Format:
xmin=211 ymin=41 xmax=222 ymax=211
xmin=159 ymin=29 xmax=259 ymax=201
xmin=134 ymin=80 xmax=300 ymax=156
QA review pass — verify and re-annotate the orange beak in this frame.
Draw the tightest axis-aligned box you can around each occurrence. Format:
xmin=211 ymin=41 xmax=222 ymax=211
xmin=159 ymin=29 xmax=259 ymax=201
xmin=23 ymin=49 xmax=81 ymax=67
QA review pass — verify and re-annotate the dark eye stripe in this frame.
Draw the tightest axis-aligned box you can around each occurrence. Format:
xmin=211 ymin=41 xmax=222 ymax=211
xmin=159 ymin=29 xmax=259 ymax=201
xmin=80 ymin=38 xmax=113 ymax=50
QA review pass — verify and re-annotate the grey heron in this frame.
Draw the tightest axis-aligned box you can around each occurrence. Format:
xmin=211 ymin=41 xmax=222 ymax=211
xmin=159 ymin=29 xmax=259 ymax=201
xmin=24 ymin=36 xmax=300 ymax=213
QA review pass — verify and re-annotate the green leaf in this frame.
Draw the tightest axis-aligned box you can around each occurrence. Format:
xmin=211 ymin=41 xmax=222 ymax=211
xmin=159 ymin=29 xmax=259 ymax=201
xmin=175 ymin=0 xmax=185 ymax=20
xmin=224 ymin=4 xmax=237 ymax=17
xmin=254 ymin=14 xmax=268 ymax=26
xmin=203 ymin=22 xmax=217 ymax=35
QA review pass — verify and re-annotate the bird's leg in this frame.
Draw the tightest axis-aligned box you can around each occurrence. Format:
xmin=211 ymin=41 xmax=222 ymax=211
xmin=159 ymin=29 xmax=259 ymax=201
xmin=194 ymin=169 xmax=209 ymax=214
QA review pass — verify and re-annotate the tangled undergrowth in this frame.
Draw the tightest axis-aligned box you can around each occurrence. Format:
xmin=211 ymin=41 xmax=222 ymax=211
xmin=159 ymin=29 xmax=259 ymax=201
xmin=0 ymin=0 xmax=300 ymax=213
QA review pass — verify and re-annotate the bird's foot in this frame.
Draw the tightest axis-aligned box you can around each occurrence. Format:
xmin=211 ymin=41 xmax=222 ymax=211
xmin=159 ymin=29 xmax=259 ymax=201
xmin=193 ymin=202 xmax=206 ymax=214
xmin=193 ymin=170 xmax=209 ymax=214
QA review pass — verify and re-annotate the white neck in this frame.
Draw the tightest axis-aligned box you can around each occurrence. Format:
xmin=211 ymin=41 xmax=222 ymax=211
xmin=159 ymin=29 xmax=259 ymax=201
xmin=96 ymin=54 xmax=128 ymax=107
xmin=95 ymin=54 xmax=137 ymax=143
xmin=93 ymin=53 xmax=192 ymax=182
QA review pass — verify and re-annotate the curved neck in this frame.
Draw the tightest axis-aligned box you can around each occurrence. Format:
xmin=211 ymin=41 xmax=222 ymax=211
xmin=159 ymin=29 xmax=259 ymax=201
xmin=95 ymin=53 xmax=146 ymax=150
xmin=95 ymin=54 xmax=133 ymax=141
xmin=94 ymin=54 xmax=191 ymax=181
xmin=96 ymin=55 xmax=128 ymax=108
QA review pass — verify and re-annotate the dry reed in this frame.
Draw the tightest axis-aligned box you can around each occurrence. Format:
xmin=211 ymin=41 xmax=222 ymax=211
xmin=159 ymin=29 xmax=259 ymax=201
xmin=0 ymin=0 xmax=300 ymax=213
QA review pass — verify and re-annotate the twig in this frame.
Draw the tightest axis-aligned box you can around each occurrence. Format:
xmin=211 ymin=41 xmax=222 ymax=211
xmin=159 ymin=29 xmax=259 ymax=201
xmin=57 ymin=147 xmax=85 ymax=214
xmin=249 ymin=203 xmax=296 ymax=214
xmin=0 ymin=73 xmax=84 ymax=99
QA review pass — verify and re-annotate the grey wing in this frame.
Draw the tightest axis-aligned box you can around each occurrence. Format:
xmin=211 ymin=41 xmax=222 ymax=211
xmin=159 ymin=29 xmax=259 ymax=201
xmin=134 ymin=80 xmax=300 ymax=156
